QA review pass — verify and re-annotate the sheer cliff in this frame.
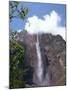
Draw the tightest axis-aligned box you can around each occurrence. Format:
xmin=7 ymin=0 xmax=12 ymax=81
xmin=15 ymin=31 xmax=66 ymax=87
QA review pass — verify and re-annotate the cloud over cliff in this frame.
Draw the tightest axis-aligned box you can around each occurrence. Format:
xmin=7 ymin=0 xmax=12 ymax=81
xmin=25 ymin=11 xmax=65 ymax=40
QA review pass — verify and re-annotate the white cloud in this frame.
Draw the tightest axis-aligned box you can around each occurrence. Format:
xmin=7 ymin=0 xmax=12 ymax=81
xmin=17 ymin=29 xmax=22 ymax=33
xmin=25 ymin=10 xmax=66 ymax=40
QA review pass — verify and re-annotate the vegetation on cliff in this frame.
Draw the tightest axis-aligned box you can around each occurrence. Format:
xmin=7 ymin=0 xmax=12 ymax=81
xmin=9 ymin=1 xmax=30 ymax=88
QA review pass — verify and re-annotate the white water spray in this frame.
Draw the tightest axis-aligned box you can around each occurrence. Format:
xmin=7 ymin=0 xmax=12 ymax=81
xmin=36 ymin=35 xmax=43 ymax=83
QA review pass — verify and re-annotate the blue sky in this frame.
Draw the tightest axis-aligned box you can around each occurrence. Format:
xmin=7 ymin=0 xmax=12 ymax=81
xmin=10 ymin=2 xmax=66 ymax=31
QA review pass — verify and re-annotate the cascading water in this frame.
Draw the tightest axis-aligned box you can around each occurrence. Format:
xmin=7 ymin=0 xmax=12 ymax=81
xmin=35 ymin=34 xmax=43 ymax=84
xmin=34 ymin=34 xmax=50 ymax=86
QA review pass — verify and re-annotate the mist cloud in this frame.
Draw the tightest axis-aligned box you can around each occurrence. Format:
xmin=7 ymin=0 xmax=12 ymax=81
xmin=25 ymin=11 xmax=65 ymax=40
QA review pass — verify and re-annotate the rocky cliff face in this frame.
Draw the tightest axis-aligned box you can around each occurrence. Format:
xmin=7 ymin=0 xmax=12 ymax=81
xmin=15 ymin=31 xmax=66 ymax=87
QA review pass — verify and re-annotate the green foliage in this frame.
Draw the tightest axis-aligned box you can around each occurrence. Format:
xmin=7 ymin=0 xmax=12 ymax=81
xmin=10 ymin=39 xmax=26 ymax=88
xmin=9 ymin=1 xmax=29 ymax=22
xmin=9 ymin=30 xmax=17 ymax=40
xmin=20 ymin=8 xmax=29 ymax=20
xmin=9 ymin=1 xmax=30 ymax=88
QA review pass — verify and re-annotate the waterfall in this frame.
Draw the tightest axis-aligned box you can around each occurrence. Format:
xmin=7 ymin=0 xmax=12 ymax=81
xmin=34 ymin=34 xmax=50 ymax=86
xmin=35 ymin=34 xmax=43 ymax=84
